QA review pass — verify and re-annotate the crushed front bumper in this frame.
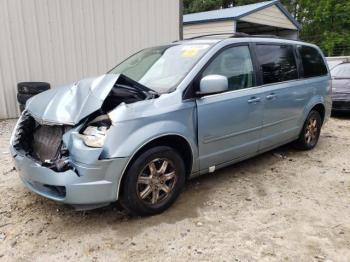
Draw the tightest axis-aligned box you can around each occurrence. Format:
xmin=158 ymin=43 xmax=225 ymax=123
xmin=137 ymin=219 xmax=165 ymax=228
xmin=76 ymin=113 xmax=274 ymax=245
xmin=10 ymin=146 xmax=128 ymax=207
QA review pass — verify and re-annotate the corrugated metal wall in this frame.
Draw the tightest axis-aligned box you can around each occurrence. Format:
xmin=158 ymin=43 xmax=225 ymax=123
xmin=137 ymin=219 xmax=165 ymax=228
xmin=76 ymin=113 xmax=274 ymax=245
xmin=0 ymin=0 xmax=180 ymax=119
xmin=183 ymin=21 xmax=235 ymax=39
xmin=239 ymin=5 xmax=297 ymax=30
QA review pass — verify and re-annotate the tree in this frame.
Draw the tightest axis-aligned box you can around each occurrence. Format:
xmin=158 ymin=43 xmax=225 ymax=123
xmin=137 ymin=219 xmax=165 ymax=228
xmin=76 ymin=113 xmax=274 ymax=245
xmin=297 ymin=0 xmax=350 ymax=56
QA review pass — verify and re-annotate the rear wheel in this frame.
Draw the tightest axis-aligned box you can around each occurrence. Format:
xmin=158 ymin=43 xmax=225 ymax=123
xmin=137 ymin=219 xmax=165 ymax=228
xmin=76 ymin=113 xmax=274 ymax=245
xmin=120 ymin=146 xmax=185 ymax=216
xmin=294 ymin=110 xmax=322 ymax=150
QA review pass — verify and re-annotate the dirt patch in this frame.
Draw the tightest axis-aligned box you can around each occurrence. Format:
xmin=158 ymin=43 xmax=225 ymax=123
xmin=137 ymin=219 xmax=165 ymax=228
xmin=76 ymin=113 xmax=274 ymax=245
xmin=0 ymin=116 xmax=350 ymax=261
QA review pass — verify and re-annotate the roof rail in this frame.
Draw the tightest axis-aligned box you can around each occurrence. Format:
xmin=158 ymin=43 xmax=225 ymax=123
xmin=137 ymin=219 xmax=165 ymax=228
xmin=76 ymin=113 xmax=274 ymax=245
xmin=184 ymin=32 xmax=249 ymax=40
xmin=183 ymin=32 xmax=284 ymax=40
xmin=249 ymin=34 xmax=279 ymax=38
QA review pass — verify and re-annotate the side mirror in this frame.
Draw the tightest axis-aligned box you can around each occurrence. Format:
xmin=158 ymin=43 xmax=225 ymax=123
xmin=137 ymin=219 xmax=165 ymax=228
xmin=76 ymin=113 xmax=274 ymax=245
xmin=197 ymin=75 xmax=228 ymax=96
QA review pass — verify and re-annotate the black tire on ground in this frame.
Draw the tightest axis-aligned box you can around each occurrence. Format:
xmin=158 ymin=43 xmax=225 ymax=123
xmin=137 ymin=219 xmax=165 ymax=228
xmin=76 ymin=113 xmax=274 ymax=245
xmin=17 ymin=82 xmax=50 ymax=94
xmin=120 ymin=146 xmax=186 ymax=216
xmin=17 ymin=93 xmax=36 ymax=104
xmin=19 ymin=104 xmax=25 ymax=112
xmin=294 ymin=110 xmax=322 ymax=150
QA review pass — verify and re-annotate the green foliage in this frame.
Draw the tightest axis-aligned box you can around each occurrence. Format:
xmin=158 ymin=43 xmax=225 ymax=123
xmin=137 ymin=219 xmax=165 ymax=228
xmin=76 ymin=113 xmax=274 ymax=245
xmin=183 ymin=0 xmax=350 ymax=56
xmin=297 ymin=0 xmax=350 ymax=56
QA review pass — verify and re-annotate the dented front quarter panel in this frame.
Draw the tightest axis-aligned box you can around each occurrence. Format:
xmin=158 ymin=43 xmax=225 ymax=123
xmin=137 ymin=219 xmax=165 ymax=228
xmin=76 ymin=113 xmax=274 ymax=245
xmin=50 ymin=83 xmax=199 ymax=172
xmin=26 ymin=74 xmax=120 ymax=125
xmin=102 ymin=89 xmax=199 ymax=173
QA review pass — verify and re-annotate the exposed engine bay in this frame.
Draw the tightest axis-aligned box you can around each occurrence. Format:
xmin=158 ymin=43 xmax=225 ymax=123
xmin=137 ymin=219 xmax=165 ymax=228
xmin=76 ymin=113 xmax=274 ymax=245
xmin=79 ymin=75 xmax=158 ymax=148
xmin=13 ymin=74 xmax=158 ymax=173
xmin=101 ymin=74 xmax=157 ymax=112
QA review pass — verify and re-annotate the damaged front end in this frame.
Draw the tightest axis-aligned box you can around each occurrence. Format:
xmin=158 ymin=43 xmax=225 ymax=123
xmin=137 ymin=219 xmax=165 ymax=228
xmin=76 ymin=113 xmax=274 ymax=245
xmin=14 ymin=74 xmax=156 ymax=170
xmin=77 ymin=74 xmax=157 ymax=150
xmin=12 ymin=111 xmax=72 ymax=173
xmin=10 ymin=74 xmax=157 ymax=207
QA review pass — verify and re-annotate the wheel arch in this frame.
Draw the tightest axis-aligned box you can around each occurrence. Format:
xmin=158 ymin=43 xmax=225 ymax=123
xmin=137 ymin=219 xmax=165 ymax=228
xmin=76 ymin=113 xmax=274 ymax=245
xmin=117 ymin=134 xmax=194 ymax=199
xmin=300 ymin=95 xmax=327 ymax=125
xmin=311 ymin=103 xmax=325 ymax=124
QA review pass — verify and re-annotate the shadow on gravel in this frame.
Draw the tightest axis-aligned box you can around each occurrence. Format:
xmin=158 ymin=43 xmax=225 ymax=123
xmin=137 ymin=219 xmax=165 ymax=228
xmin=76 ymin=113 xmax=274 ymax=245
xmin=101 ymin=145 xmax=291 ymax=207
xmin=3 ymin=143 xmax=299 ymax=240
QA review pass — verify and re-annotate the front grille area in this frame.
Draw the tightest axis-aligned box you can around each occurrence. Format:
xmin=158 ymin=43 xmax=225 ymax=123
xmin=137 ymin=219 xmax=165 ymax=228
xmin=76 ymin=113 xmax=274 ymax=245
xmin=32 ymin=125 xmax=64 ymax=162
xmin=13 ymin=111 xmax=71 ymax=164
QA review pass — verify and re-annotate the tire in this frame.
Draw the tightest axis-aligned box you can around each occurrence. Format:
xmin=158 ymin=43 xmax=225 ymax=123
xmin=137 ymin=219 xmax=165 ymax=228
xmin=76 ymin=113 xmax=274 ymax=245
xmin=120 ymin=146 xmax=186 ymax=216
xmin=17 ymin=93 xmax=36 ymax=104
xmin=294 ymin=110 xmax=322 ymax=150
xmin=19 ymin=104 xmax=25 ymax=112
xmin=17 ymin=82 xmax=50 ymax=94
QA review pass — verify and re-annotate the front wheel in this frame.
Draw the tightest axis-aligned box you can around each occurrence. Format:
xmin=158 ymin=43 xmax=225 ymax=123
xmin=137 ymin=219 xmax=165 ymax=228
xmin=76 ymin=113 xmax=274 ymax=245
xmin=294 ymin=110 xmax=322 ymax=150
xmin=120 ymin=146 xmax=186 ymax=216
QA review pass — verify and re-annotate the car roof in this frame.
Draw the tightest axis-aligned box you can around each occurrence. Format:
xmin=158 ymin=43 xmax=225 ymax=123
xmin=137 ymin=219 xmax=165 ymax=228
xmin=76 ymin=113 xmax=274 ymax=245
xmin=177 ymin=35 xmax=317 ymax=49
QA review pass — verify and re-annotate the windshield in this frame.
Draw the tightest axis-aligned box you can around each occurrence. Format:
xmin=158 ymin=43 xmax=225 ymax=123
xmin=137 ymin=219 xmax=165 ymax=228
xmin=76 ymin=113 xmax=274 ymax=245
xmin=109 ymin=44 xmax=211 ymax=94
xmin=331 ymin=63 xmax=350 ymax=78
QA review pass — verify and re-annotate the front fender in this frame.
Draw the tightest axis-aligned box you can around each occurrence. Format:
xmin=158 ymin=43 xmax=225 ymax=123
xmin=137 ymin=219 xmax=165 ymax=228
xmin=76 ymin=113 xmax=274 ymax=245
xmin=102 ymin=118 xmax=199 ymax=199
xmin=106 ymin=120 xmax=197 ymax=155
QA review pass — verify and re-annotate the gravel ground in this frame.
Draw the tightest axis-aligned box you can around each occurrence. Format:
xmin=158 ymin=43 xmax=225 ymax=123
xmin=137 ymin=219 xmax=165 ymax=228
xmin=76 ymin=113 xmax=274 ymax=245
xmin=0 ymin=115 xmax=349 ymax=261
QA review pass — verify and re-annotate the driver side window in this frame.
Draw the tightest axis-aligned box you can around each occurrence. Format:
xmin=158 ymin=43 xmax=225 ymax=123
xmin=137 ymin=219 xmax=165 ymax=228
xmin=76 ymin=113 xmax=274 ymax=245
xmin=202 ymin=45 xmax=256 ymax=91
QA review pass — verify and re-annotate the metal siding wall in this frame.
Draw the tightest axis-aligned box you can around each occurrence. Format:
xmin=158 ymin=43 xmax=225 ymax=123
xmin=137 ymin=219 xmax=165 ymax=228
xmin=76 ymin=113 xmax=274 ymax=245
xmin=0 ymin=0 xmax=180 ymax=119
xmin=183 ymin=20 xmax=235 ymax=39
xmin=239 ymin=5 xmax=297 ymax=30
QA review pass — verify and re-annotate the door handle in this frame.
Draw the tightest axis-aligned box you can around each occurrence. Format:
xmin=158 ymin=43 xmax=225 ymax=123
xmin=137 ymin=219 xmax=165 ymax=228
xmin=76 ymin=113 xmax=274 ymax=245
xmin=247 ymin=97 xmax=261 ymax=104
xmin=266 ymin=93 xmax=277 ymax=100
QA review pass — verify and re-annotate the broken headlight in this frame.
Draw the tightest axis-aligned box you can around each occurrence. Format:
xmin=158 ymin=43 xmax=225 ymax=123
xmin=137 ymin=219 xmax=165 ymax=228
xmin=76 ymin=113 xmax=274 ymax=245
xmin=82 ymin=126 xmax=108 ymax=148
xmin=80 ymin=114 xmax=111 ymax=148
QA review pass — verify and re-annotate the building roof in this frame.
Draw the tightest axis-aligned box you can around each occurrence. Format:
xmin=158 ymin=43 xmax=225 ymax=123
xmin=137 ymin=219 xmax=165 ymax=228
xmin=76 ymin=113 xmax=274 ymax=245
xmin=183 ymin=0 xmax=301 ymax=30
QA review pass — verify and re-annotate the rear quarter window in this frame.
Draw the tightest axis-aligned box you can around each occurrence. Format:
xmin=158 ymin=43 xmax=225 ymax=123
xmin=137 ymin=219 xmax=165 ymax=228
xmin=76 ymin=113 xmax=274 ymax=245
xmin=298 ymin=46 xmax=328 ymax=78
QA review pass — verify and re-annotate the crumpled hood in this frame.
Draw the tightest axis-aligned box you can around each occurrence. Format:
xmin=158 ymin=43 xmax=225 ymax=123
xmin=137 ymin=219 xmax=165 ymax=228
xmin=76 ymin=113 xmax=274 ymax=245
xmin=26 ymin=74 xmax=120 ymax=125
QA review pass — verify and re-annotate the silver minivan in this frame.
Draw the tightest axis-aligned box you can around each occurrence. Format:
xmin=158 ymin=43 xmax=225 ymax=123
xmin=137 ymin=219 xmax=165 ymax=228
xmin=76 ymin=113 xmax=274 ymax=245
xmin=10 ymin=35 xmax=332 ymax=216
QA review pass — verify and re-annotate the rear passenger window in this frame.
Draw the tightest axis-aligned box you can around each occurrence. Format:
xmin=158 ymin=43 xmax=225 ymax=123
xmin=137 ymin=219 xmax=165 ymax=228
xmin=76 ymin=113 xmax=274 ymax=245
xmin=256 ymin=44 xmax=298 ymax=84
xmin=298 ymin=46 xmax=328 ymax=78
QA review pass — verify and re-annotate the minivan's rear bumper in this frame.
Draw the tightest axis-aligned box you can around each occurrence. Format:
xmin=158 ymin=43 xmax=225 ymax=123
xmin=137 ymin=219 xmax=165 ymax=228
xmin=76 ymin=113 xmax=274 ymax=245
xmin=10 ymin=146 xmax=128 ymax=207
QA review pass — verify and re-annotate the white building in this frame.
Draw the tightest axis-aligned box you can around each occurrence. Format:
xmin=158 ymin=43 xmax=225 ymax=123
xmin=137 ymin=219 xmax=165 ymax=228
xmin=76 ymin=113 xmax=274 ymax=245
xmin=0 ymin=0 xmax=181 ymax=119
xmin=183 ymin=0 xmax=300 ymax=40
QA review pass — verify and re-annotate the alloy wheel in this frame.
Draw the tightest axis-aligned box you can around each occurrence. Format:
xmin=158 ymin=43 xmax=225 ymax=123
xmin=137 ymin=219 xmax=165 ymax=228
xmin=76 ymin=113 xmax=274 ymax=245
xmin=305 ymin=117 xmax=319 ymax=146
xmin=136 ymin=158 xmax=177 ymax=205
